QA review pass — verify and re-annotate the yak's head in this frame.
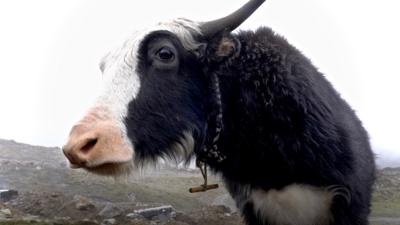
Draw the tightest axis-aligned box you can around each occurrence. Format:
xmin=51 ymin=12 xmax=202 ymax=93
xmin=62 ymin=0 xmax=264 ymax=175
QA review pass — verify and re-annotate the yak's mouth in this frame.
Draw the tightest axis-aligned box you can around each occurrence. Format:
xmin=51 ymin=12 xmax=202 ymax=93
xmin=72 ymin=161 xmax=133 ymax=176
xmin=64 ymin=148 xmax=134 ymax=176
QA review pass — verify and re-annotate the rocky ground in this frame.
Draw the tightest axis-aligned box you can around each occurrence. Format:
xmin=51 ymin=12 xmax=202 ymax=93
xmin=0 ymin=139 xmax=399 ymax=225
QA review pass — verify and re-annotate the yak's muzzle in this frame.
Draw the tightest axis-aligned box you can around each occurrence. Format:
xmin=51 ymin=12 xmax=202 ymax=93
xmin=62 ymin=106 xmax=133 ymax=175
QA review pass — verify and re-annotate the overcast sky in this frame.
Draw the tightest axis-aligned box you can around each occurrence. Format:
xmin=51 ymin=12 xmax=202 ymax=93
xmin=0 ymin=0 xmax=399 ymax=166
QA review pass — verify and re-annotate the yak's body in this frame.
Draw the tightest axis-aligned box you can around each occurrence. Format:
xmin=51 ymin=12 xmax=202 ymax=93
xmin=206 ymin=27 xmax=375 ymax=225
xmin=62 ymin=5 xmax=376 ymax=224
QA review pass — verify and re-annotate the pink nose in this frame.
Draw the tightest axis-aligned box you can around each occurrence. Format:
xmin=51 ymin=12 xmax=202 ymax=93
xmin=62 ymin=125 xmax=101 ymax=168
xmin=62 ymin=107 xmax=133 ymax=169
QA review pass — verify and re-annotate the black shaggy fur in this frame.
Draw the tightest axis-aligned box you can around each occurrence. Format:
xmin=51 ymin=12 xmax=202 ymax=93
xmin=208 ymin=28 xmax=376 ymax=225
xmin=125 ymin=27 xmax=376 ymax=225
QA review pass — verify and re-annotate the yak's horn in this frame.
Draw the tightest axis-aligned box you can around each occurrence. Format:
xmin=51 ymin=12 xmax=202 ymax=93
xmin=200 ymin=0 xmax=265 ymax=38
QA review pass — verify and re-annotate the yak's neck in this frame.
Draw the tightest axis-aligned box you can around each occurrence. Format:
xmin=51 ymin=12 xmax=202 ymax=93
xmin=217 ymin=63 xmax=268 ymax=151
xmin=215 ymin=37 xmax=272 ymax=146
xmin=210 ymin=29 xmax=295 ymax=173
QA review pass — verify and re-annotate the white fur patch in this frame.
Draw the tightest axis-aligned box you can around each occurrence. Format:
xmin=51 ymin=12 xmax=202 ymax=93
xmin=250 ymin=184 xmax=334 ymax=225
xmin=170 ymin=131 xmax=195 ymax=162
xmin=94 ymin=19 xmax=202 ymax=153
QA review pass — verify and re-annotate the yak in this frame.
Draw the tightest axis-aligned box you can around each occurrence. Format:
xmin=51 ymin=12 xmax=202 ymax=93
xmin=62 ymin=0 xmax=376 ymax=224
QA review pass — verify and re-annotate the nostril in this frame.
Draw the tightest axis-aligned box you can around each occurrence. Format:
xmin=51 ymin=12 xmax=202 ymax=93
xmin=62 ymin=147 xmax=70 ymax=158
xmin=62 ymin=148 xmax=81 ymax=166
xmin=80 ymin=138 xmax=98 ymax=153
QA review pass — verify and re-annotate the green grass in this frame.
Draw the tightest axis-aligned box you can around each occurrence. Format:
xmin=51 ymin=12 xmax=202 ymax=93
xmin=371 ymin=199 xmax=400 ymax=217
xmin=371 ymin=188 xmax=400 ymax=218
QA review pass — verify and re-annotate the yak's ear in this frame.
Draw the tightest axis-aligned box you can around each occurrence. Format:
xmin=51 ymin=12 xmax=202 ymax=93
xmin=203 ymin=32 xmax=241 ymax=64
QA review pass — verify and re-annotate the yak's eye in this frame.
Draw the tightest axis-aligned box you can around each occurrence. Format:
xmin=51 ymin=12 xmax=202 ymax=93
xmin=156 ymin=47 xmax=175 ymax=62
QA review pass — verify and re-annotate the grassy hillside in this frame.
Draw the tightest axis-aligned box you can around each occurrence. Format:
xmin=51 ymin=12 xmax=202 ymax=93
xmin=1 ymin=139 xmax=399 ymax=224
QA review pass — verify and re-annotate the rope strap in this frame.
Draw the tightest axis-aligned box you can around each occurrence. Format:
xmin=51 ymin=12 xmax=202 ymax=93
xmin=189 ymin=159 xmax=219 ymax=193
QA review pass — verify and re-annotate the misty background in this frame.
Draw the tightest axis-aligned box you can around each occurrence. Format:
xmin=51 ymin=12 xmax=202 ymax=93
xmin=0 ymin=0 xmax=398 ymax=167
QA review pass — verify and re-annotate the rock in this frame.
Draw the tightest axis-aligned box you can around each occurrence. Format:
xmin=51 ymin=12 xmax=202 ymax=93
xmin=98 ymin=202 xmax=122 ymax=218
xmin=126 ymin=213 xmax=135 ymax=218
xmin=133 ymin=205 xmax=175 ymax=219
xmin=101 ymin=218 xmax=116 ymax=225
xmin=0 ymin=208 xmax=12 ymax=218
xmin=0 ymin=189 xmax=18 ymax=202
xmin=126 ymin=212 xmax=143 ymax=219
xmin=54 ymin=216 xmax=71 ymax=220
xmin=127 ymin=192 xmax=136 ymax=201
xmin=21 ymin=215 xmax=40 ymax=222
xmin=51 ymin=192 xmax=60 ymax=198
xmin=73 ymin=195 xmax=95 ymax=211
xmin=153 ymin=213 xmax=170 ymax=223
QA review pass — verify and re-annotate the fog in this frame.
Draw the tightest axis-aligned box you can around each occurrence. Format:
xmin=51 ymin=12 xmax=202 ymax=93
xmin=0 ymin=0 xmax=399 ymax=167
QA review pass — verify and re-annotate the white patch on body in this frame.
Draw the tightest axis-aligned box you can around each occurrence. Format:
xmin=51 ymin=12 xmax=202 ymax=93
xmin=250 ymin=184 xmax=334 ymax=225
xmin=93 ymin=18 xmax=203 ymax=154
